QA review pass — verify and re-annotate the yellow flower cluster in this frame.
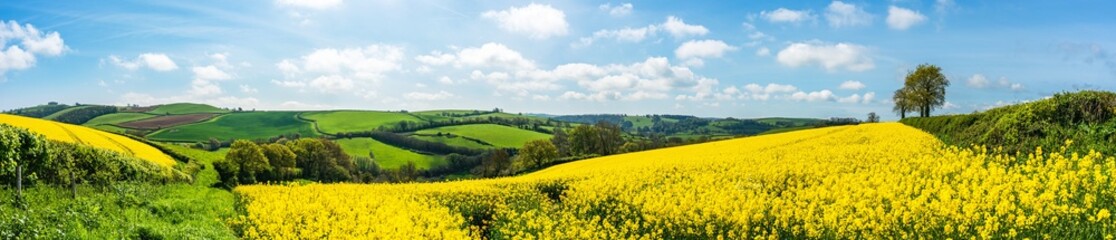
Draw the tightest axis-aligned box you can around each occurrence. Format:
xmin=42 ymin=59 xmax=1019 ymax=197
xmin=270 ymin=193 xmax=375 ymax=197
xmin=0 ymin=113 xmax=176 ymax=167
xmin=232 ymin=123 xmax=1116 ymax=239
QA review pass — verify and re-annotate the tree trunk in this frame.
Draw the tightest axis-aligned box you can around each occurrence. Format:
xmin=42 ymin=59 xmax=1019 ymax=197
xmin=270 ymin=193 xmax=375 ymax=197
xmin=900 ymin=111 xmax=905 ymax=119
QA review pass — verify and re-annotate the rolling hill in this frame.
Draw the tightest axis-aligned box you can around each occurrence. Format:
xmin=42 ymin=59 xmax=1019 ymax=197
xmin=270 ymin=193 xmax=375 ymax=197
xmin=336 ymin=138 xmax=446 ymax=169
xmin=414 ymin=124 xmax=551 ymax=148
xmin=148 ymin=111 xmax=318 ymax=142
xmin=0 ymin=113 xmax=177 ymax=167
xmin=301 ymin=110 xmax=425 ymax=134
xmin=148 ymin=103 xmax=230 ymax=115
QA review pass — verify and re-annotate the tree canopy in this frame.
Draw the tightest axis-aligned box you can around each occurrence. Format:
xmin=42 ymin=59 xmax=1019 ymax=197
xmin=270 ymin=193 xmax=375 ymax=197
xmin=893 ymin=64 xmax=949 ymax=118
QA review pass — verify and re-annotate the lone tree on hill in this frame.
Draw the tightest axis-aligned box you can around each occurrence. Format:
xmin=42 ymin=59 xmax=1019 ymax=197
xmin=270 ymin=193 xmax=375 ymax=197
xmin=893 ymin=64 xmax=949 ymax=118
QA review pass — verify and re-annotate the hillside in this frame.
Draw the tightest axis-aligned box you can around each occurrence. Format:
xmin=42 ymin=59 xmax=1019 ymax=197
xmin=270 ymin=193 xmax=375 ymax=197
xmin=414 ymin=124 xmax=551 ymax=148
xmin=148 ymin=111 xmax=318 ymax=142
xmin=0 ymin=113 xmax=177 ymax=167
xmin=302 ymin=110 xmax=425 ymax=134
xmin=901 ymin=90 xmax=1116 ymax=154
xmin=231 ymin=123 xmax=1116 ymax=238
xmin=148 ymin=103 xmax=229 ymax=115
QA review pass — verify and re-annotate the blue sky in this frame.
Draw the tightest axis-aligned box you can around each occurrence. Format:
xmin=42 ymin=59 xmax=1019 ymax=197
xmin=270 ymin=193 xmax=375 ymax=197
xmin=1 ymin=0 xmax=1114 ymax=119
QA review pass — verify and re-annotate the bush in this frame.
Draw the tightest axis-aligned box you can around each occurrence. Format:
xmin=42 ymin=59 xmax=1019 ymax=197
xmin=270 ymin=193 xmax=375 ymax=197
xmin=901 ymin=90 xmax=1116 ymax=154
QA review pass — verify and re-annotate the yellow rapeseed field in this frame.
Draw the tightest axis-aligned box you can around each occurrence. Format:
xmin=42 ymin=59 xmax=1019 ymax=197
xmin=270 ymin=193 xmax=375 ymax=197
xmin=231 ymin=123 xmax=1116 ymax=239
xmin=0 ymin=113 xmax=176 ymax=167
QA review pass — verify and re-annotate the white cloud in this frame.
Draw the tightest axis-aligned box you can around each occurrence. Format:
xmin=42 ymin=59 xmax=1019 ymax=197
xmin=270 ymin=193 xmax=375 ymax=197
xmin=188 ymin=65 xmax=234 ymax=96
xmin=675 ymin=40 xmax=738 ymax=60
xmin=404 ymin=90 xmax=454 ymax=101
xmin=826 ymin=1 xmax=872 ymax=28
xmin=862 ymin=92 xmax=875 ymax=103
xmin=886 ymin=6 xmax=927 ymax=30
xmin=966 ymin=74 xmax=989 ymax=88
xmin=968 ymin=74 xmax=1024 ymax=91
xmin=776 ymin=41 xmax=874 ymax=72
xmin=308 ymin=75 xmax=353 ymax=93
xmin=239 ymin=84 xmax=258 ymax=94
xmin=414 ymin=51 xmax=455 ymax=66
xmin=1 ymin=20 xmax=66 ymax=77
xmin=755 ymin=47 xmax=771 ymax=57
xmin=108 ymin=53 xmax=178 ymax=71
xmin=277 ymin=100 xmax=332 ymax=110
xmin=482 ymin=3 xmax=569 ymax=40
xmin=575 ymin=16 xmax=707 ymax=47
xmin=455 ymin=43 xmax=535 ymax=70
xmin=273 ymin=44 xmax=403 ymax=93
xmin=790 ymin=90 xmax=836 ymax=102
xmin=275 ymin=0 xmax=342 ymax=10
xmin=839 ymin=80 xmax=866 ymax=90
xmin=192 ymin=65 xmax=232 ymax=81
xmin=662 ymin=16 xmax=709 ymax=38
xmin=739 ymin=83 xmax=798 ymax=101
xmin=599 ymin=3 xmax=633 ymax=17
xmin=935 ymin=0 xmax=957 ymax=14
xmin=760 ymin=8 xmax=815 ymax=24
xmin=837 ymin=94 xmax=861 ymax=103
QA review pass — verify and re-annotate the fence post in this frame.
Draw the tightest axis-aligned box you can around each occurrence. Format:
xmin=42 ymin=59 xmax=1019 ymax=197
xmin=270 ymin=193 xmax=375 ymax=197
xmin=15 ymin=165 xmax=22 ymax=204
xmin=71 ymin=171 xmax=77 ymax=199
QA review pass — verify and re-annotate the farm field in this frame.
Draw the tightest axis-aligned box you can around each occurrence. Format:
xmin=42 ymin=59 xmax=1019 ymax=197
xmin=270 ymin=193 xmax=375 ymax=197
xmin=147 ymin=103 xmax=229 ymax=115
xmin=302 ymin=111 xmax=425 ymax=134
xmin=231 ymin=123 xmax=1116 ymax=239
xmin=415 ymin=124 xmax=551 ymax=148
xmin=411 ymin=134 xmax=494 ymax=149
xmin=336 ymin=138 xmax=446 ymax=169
xmin=0 ymin=113 xmax=177 ymax=167
xmin=42 ymin=105 xmax=96 ymax=120
xmin=118 ymin=113 xmax=219 ymax=130
xmin=147 ymin=112 xmax=318 ymax=142
xmin=84 ymin=112 xmax=156 ymax=126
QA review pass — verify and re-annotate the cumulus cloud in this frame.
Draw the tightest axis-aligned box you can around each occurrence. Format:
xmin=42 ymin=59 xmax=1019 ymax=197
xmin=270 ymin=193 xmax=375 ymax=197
xmin=826 ymin=1 xmax=872 ymax=28
xmin=776 ymin=41 xmax=874 ymax=72
xmin=0 ymin=20 xmax=67 ymax=78
xmin=755 ymin=47 xmax=771 ymax=57
xmin=108 ymin=53 xmax=178 ymax=71
xmin=968 ymin=74 xmax=1024 ymax=91
xmin=575 ymin=16 xmax=707 ymax=47
xmin=790 ymin=90 xmax=836 ymax=102
xmin=760 ymin=8 xmax=815 ymax=24
xmin=275 ymin=0 xmax=342 ymax=10
xmin=886 ymin=6 xmax=927 ymax=30
xmin=599 ymin=3 xmax=633 ymax=17
xmin=188 ymin=65 xmax=234 ymax=96
xmin=675 ymin=40 xmax=738 ymax=60
xmin=837 ymin=92 xmax=874 ymax=104
xmin=662 ymin=16 xmax=709 ymax=38
xmin=966 ymin=74 xmax=989 ymax=88
xmin=839 ymin=80 xmax=866 ymax=90
xmin=273 ymin=44 xmax=404 ymax=93
xmin=482 ymin=3 xmax=568 ymax=40
xmin=675 ymin=40 xmax=738 ymax=66
xmin=404 ymin=90 xmax=454 ymax=101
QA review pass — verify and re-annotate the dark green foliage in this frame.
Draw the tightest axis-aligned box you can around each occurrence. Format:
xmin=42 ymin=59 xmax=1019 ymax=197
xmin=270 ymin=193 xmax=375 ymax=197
xmin=0 ymin=124 xmax=182 ymax=186
xmin=901 ymin=90 xmax=1116 ymax=154
xmin=367 ymin=131 xmax=483 ymax=156
xmin=49 ymin=105 xmax=118 ymax=124
xmin=3 ymin=103 xmax=71 ymax=118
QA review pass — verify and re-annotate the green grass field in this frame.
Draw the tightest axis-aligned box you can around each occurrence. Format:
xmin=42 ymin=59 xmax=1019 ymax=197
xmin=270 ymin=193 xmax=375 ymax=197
xmin=412 ymin=134 xmax=494 ymax=149
xmin=84 ymin=112 xmax=157 ymax=126
xmin=336 ymin=138 xmax=446 ymax=169
xmin=302 ymin=110 xmax=424 ymax=134
xmin=148 ymin=103 xmax=229 ymax=115
xmin=147 ymin=112 xmax=317 ymax=142
xmin=415 ymin=124 xmax=551 ymax=148
xmin=0 ymin=144 xmax=236 ymax=239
